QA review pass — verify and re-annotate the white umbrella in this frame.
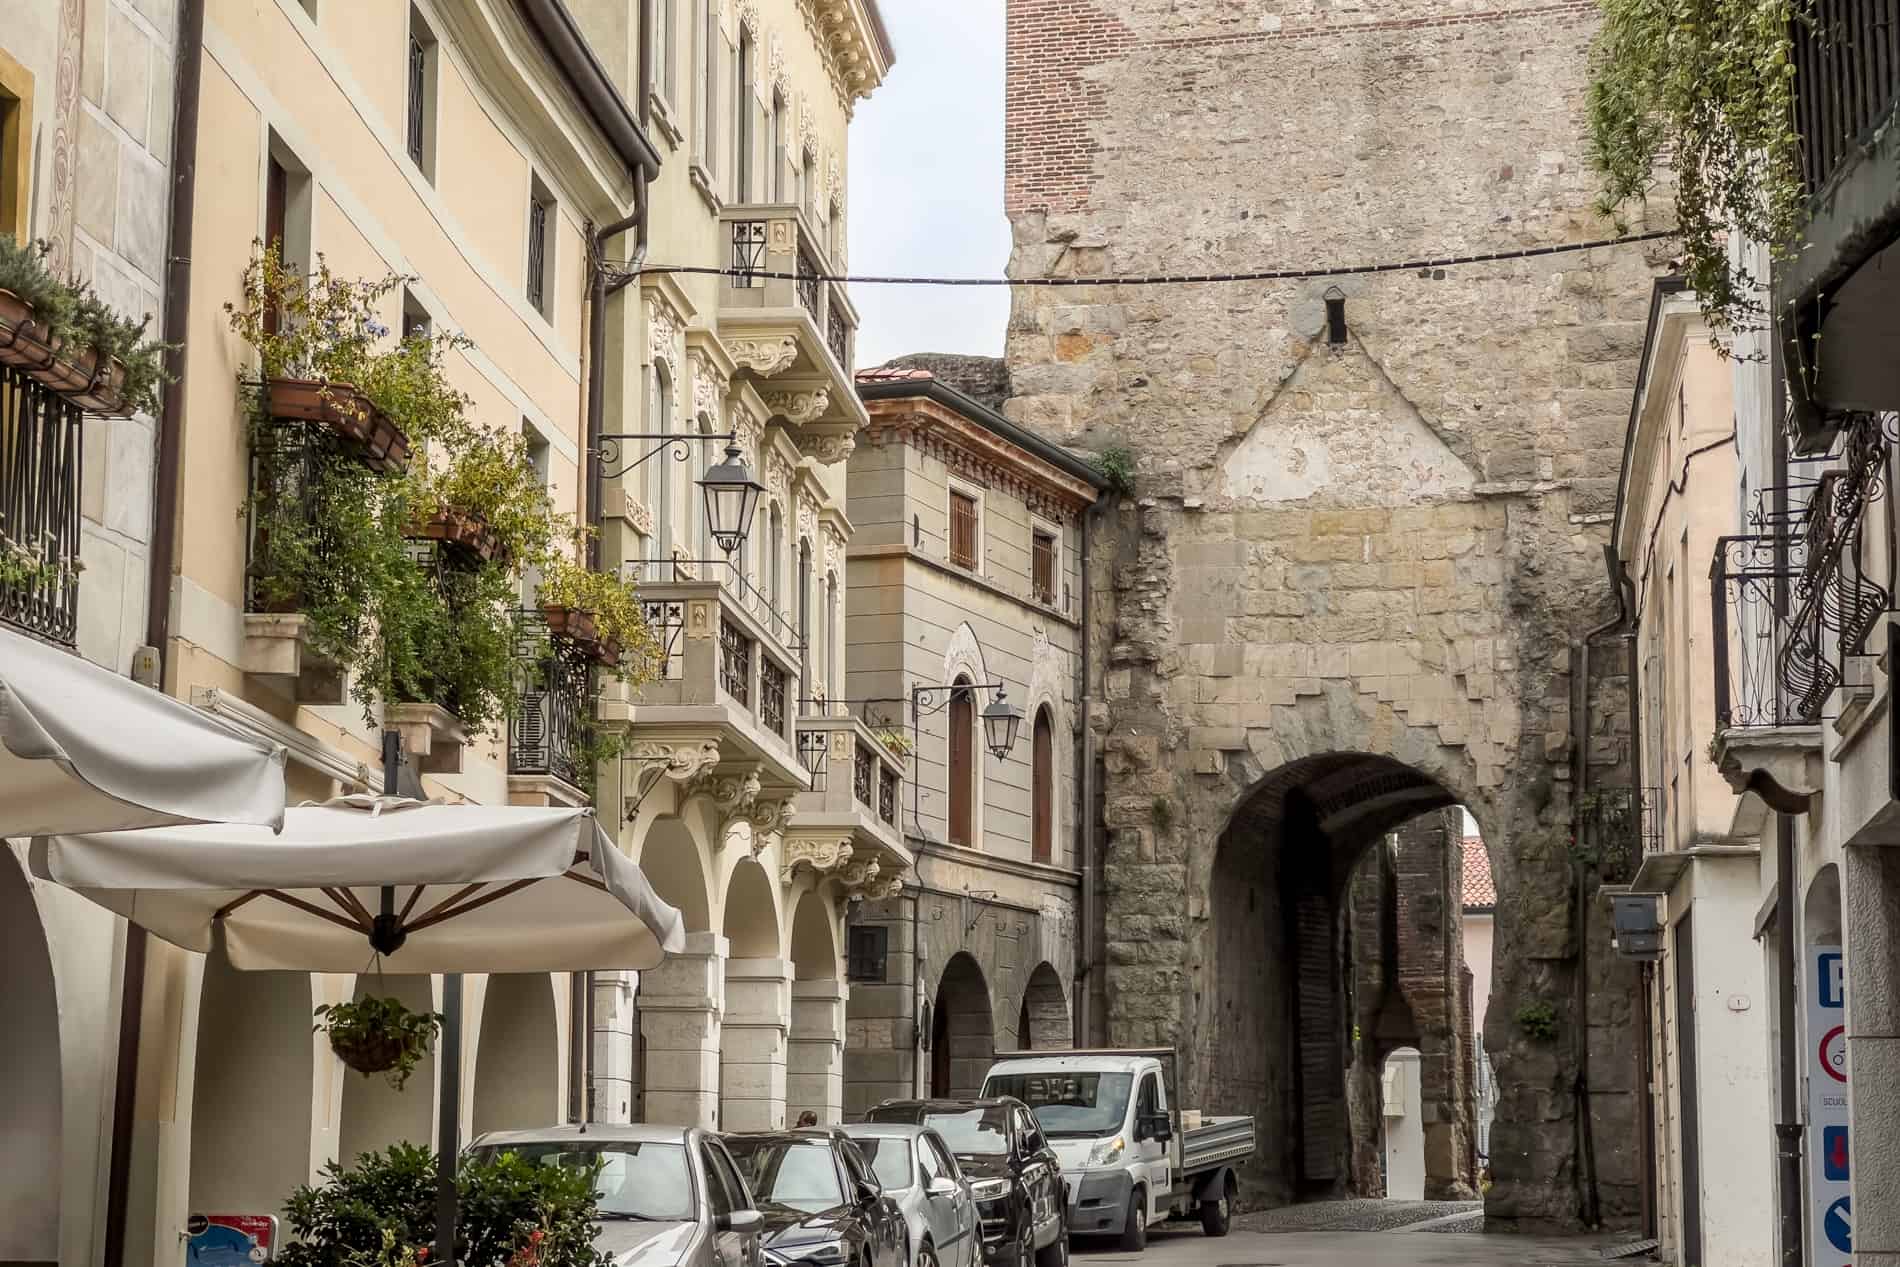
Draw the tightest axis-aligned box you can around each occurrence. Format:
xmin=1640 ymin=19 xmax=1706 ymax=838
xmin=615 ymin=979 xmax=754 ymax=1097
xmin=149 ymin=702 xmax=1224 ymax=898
xmin=0 ymin=624 xmax=286 ymax=835
xmin=29 ymin=795 xmax=686 ymax=971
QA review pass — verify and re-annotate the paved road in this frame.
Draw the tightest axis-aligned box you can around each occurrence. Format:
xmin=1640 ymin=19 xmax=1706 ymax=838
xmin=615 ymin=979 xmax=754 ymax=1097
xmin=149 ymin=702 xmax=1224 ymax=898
xmin=1071 ymin=1217 xmax=1636 ymax=1267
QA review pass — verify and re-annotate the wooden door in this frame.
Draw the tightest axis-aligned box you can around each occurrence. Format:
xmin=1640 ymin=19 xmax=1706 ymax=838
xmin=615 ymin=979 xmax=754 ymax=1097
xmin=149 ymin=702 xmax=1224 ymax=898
xmin=948 ymin=686 xmax=973 ymax=845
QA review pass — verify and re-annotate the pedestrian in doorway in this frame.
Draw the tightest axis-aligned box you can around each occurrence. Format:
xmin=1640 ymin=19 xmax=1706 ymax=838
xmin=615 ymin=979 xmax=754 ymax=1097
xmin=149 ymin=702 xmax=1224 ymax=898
xmin=796 ymin=1111 xmax=818 ymax=1127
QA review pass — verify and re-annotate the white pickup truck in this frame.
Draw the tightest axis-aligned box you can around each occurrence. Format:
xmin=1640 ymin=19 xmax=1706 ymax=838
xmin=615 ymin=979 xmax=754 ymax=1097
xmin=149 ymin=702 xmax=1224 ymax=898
xmin=980 ymin=1049 xmax=1255 ymax=1251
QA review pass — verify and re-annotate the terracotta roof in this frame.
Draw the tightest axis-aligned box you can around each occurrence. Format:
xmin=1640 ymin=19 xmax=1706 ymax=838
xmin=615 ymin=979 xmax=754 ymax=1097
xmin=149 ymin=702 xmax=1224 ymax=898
xmin=1462 ymin=836 xmax=1495 ymax=911
xmin=855 ymin=367 xmax=935 ymax=383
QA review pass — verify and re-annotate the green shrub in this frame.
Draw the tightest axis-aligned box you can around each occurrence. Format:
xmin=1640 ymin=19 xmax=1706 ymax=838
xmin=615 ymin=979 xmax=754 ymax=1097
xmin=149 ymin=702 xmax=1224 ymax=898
xmin=0 ymin=233 xmax=172 ymax=415
xmin=1095 ymin=446 xmax=1136 ymax=497
xmin=1516 ymin=1000 xmax=1560 ymax=1042
xmin=278 ymin=1143 xmax=610 ymax=1267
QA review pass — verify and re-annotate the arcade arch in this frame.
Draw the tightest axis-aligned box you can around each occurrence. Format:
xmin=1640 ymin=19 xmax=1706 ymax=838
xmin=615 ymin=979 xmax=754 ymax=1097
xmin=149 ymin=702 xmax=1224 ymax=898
xmin=473 ymin=974 xmax=562 ymax=1137
xmin=932 ymin=952 xmax=994 ymax=1097
xmin=0 ymin=861 xmax=61 ymax=1258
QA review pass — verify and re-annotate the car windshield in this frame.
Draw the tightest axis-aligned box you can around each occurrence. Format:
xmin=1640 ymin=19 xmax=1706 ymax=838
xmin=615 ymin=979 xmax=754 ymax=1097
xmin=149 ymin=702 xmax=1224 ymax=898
xmin=984 ymin=1073 xmax=1135 ymax=1138
xmin=468 ymin=1141 xmax=692 ymax=1221
xmin=851 ymin=1138 xmax=915 ymax=1192
xmin=908 ymin=1108 xmax=1009 ymax=1156
xmin=724 ymin=1139 xmax=844 ymax=1213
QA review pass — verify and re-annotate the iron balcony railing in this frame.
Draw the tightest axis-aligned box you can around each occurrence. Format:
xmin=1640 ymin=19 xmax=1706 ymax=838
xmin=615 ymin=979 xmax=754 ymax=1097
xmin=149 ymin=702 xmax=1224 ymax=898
xmin=1792 ymin=0 xmax=1900 ymax=198
xmin=826 ymin=296 xmax=850 ymax=372
xmin=509 ymin=609 xmax=593 ymax=792
xmin=0 ymin=366 xmax=82 ymax=645
xmin=1576 ymin=786 xmax=1658 ymax=883
xmin=795 ymin=244 xmax=823 ymax=320
xmin=1711 ymin=533 xmax=1824 ymax=729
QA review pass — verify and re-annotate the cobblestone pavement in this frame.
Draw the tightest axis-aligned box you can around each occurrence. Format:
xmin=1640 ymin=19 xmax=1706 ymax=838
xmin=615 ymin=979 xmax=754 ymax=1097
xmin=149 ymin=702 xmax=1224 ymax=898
xmin=1071 ymin=1211 xmax=1640 ymax=1267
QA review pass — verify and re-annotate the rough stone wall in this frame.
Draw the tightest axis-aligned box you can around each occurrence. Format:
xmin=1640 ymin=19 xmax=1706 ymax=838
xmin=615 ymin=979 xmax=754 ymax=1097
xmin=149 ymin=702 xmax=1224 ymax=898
xmin=1004 ymin=0 xmax=1661 ymax=1230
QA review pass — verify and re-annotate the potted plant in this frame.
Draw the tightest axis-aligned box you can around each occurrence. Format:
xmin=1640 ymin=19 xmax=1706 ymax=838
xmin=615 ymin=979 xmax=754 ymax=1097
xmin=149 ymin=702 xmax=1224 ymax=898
xmin=0 ymin=234 xmax=170 ymax=416
xmin=536 ymin=551 xmax=663 ymax=673
xmin=314 ymin=995 xmax=443 ymax=1090
xmin=876 ymin=726 xmax=914 ymax=758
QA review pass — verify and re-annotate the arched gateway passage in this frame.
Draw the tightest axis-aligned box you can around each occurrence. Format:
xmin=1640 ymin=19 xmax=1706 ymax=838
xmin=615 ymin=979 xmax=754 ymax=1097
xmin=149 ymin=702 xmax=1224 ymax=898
xmin=1206 ymin=753 xmax=1472 ymax=1206
xmin=932 ymin=953 xmax=994 ymax=1098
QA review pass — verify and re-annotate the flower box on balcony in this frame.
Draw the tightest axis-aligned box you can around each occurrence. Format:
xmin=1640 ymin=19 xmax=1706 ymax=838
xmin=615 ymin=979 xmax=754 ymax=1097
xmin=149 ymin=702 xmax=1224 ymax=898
xmin=408 ymin=508 xmax=504 ymax=566
xmin=0 ymin=289 xmax=133 ymax=416
xmin=262 ymin=376 xmax=411 ymax=474
xmin=542 ymin=604 xmax=622 ymax=668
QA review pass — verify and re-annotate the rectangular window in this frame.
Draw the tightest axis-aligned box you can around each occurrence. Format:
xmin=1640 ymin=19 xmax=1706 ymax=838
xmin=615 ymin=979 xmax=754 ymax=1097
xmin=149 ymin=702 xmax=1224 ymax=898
xmin=655 ymin=0 xmax=677 ymax=103
xmin=0 ymin=76 xmax=27 ymax=244
xmin=768 ymin=94 xmax=783 ymax=201
xmin=1032 ymin=528 xmax=1057 ymax=605
xmin=406 ymin=8 xmax=438 ymax=180
xmin=949 ymin=489 xmax=979 ymax=571
xmin=526 ymin=174 xmax=555 ymax=316
xmin=402 ymin=287 xmax=431 ymax=341
xmin=734 ymin=33 xmax=754 ymax=202
xmin=847 ymin=925 xmax=889 ymax=983
xmin=263 ymin=135 xmax=313 ymax=334
xmin=696 ymin=0 xmax=718 ymax=174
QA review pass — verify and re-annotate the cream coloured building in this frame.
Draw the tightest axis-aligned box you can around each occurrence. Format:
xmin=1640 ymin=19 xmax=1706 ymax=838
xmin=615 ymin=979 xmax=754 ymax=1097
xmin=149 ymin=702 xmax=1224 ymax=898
xmin=567 ymin=0 xmax=898 ymax=1133
xmin=840 ymin=363 xmax=1108 ymax=1110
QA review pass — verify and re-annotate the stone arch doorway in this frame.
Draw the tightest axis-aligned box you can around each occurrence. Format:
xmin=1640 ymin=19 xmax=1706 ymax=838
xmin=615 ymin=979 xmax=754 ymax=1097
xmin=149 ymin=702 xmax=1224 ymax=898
xmin=788 ymin=889 xmax=847 ymax=1123
xmin=1017 ymin=962 xmax=1070 ymax=1050
xmin=337 ymin=973 xmax=436 ymax=1164
xmin=0 ymin=859 xmax=61 ymax=1259
xmin=473 ymin=974 xmax=562 ymax=1137
xmin=1206 ymin=752 xmax=1469 ymax=1206
xmin=190 ymin=951 xmax=316 ymax=1214
xmin=932 ymin=952 xmax=994 ymax=1097
xmin=721 ymin=858 xmax=787 ymax=1130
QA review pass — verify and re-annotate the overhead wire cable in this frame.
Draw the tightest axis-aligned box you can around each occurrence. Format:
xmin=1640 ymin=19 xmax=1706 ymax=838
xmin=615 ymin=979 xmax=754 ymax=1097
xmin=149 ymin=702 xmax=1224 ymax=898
xmin=612 ymin=227 xmax=1674 ymax=288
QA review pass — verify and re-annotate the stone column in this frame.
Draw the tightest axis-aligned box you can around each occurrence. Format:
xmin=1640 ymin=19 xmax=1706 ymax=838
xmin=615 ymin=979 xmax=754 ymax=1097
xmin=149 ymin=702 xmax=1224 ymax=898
xmin=639 ymin=932 xmax=727 ymax=1129
xmin=789 ymin=979 xmax=849 ymax=1124
xmin=722 ymin=957 xmax=793 ymax=1132
xmin=591 ymin=971 xmax=639 ymax=1124
xmin=1844 ymin=843 xmax=1900 ymax=1267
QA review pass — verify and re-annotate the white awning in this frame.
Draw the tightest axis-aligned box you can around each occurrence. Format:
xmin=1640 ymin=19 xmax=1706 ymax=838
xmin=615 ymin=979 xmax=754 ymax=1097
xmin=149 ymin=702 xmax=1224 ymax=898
xmin=29 ymin=796 xmax=686 ymax=972
xmin=0 ymin=625 xmax=287 ymax=835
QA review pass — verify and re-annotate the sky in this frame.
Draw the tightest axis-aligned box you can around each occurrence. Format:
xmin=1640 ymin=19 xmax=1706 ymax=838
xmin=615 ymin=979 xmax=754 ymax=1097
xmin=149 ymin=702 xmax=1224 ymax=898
xmin=847 ymin=0 xmax=1011 ymax=369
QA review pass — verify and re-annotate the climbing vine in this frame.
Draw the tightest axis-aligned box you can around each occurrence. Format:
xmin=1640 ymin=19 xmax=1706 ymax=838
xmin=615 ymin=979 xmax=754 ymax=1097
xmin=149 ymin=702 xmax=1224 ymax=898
xmin=1585 ymin=0 xmax=1807 ymax=334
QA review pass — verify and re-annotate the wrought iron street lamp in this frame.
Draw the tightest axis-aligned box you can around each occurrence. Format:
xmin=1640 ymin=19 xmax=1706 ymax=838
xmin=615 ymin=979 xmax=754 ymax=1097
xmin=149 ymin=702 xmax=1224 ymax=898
xmin=699 ymin=441 xmax=765 ymax=555
xmin=981 ymin=686 xmax=1024 ymax=761
xmin=593 ymin=430 xmax=763 ymax=554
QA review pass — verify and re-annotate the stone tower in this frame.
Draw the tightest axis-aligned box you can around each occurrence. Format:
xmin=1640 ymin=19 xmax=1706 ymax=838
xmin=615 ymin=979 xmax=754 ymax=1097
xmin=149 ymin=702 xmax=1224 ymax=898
xmin=1004 ymin=0 xmax=1660 ymax=1229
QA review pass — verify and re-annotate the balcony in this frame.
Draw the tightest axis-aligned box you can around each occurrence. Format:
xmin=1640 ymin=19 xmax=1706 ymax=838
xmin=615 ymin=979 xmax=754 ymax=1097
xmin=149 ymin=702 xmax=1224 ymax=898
xmin=0 ymin=366 xmax=82 ymax=646
xmin=506 ymin=609 xmax=595 ymax=808
xmin=785 ymin=708 xmax=912 ymax=901
xmin=719 ymin=204 xmax=868 ymax=454
xmin=601 ymin=557 xmax=807 ymax=816
xmin=1778 ymin=0 xmax=1900 ymax=447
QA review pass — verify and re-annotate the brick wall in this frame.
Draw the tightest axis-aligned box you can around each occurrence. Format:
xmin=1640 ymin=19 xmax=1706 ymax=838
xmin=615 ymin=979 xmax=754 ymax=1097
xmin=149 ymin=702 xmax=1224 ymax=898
xmin=1003 ymin=0 xmax=1135 ymax=216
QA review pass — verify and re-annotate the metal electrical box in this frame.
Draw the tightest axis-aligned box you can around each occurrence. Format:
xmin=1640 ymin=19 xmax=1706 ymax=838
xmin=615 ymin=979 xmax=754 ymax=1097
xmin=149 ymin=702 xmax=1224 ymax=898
xmin=1611 ymin=893 xmax=1664 ymax=961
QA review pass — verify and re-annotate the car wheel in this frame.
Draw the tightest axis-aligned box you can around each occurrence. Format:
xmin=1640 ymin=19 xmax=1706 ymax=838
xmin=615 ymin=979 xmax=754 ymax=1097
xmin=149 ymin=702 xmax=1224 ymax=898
xmin=917 ymin=1240 xmax=938 ymax=1267
xmin=1199 ymin=1177 xmax=1233 ymax=1237
xmin=1117 ymin=1190 xmax=1147 ymax=1253
xmin=1034 ymin=1221 xmax=1068 ymax=1267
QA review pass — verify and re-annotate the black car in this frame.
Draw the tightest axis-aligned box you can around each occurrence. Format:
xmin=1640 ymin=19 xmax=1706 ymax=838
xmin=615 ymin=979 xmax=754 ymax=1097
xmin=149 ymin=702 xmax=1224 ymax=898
xmin=723 ymin=1129 xmax=908 ymax=1267
xmin=863 ymin=1100 xmax=1066 ymax=1267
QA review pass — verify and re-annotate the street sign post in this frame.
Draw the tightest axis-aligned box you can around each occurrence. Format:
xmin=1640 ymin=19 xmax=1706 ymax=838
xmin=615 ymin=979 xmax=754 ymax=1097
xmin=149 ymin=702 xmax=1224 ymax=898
xmin=1807 ymin=945 xmax=1850 ymax=1267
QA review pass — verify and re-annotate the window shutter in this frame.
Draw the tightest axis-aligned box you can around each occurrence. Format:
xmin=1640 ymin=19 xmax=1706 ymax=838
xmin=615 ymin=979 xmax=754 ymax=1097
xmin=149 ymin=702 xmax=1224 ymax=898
xmin=950 ymin=492 xmax=978 ymax=570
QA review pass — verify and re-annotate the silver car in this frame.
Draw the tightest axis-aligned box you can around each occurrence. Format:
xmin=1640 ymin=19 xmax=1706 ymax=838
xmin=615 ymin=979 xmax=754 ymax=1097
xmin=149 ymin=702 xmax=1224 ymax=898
xmin=841 ymin=1124 xmax=980 ymax=1267
xmin=468 ymin=1123 xmax=765 ymax=1267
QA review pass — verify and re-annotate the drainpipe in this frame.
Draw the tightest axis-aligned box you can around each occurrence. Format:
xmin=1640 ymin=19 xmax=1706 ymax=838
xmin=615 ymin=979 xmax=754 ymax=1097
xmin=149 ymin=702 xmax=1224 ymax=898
xmin=1570 ymin=543 xmax=1631 ymax=1229
xmin=1769 ymin=342 xmax=1803 ymax=1267
xmin=1074 ymin=500 xmax=1102 ymax=1046
xmin=103 ymin=2 xmax=205 ymax=1263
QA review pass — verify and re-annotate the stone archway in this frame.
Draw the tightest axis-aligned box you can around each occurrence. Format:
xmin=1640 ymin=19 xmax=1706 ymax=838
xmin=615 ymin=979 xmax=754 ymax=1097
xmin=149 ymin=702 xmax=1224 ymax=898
xmin=1017 ymin=962 xmax=1070 ymax=1050
xmin=932 ymin=952 xmax=994 ymax=1097
xmin=721 ymin=858 xmax=789 ymax=1130
xmin=1204 ymin=753 xmax=1468 ymax=1206
xmin=473 ymin=974 xmax=562 ymax=1137
xmin=190 ymin=952 xmax=317 ymax=1212
xmin=788 ymin=889 xmax=847 ymax=1124
xmin=0 ymin=859 xmax=61 ymax=1260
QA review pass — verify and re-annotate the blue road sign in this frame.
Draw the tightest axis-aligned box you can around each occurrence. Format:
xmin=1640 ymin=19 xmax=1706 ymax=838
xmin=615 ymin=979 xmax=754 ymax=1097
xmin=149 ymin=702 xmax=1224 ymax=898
xmin=1824 ymin=1126 xmax=1850 ymax=1182
xmin=1824 ymin=1197 xmax=1852 ymax=1254
xmin=1819 ymin=952 xmax=1845 ymax=1009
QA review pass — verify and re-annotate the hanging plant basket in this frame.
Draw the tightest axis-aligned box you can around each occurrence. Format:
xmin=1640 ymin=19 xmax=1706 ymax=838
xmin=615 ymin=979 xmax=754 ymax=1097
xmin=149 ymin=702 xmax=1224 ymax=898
xmin=263 ymin=376 xmax=412 ymax=474
xmin=409 ymin=507 xmax=505 ymax=565
xmin=0 ymin=289 xmax=133 ymax=416
xmin=314 ymin=995 xmax=443 ymax=1091
xmin=542 ymin=603 xmax=621 ymax=667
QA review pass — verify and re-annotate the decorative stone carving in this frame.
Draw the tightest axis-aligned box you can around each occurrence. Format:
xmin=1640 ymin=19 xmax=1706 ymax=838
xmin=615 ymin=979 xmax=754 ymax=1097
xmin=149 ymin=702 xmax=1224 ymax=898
xmin=797 ymin=497 xmax=819 ymax=543
xmin=768 ymin=218 xmax=796 ymax=255
xmin=729 ymin=336 xmax=799 ymax=378
xmin=764 ymin=388 xmax=831 ymax=426
xmin=628 ymin=500 xmax=656 ymax=536
xmin=767 ymin=451 xmax=796 ymax=496
xmin=687 ymin=600 xmax=716 ymax=637
xmin=623 ymin=740 xmax=724 ymax=785
xmin=798 ymin=91 xmax=818 ymax=159
xmin=647 ymin=298 xmax=685 ymax=415
xmin=737 ymin=0 xmax=761 ymax=45
xmin=688 ymin=765 xmax=793 ymax=852
xmin=783 ymin=836 xmax=854 ymax=883
xmin=691 ymin=351 xmax=727 ymax=424
xmin=800 ymin=432 xmax=856 ymax=465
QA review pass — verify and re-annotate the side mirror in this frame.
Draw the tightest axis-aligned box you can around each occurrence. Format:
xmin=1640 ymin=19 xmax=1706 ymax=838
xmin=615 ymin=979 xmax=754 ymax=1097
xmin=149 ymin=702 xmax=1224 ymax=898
xmin=718 ymin=1209 xmax=765 ymax=1235
xmin=857 ymin=1179 xmax=883 ymax=1206
xmin=927 ymin=1176 xmax=959 ymax=1198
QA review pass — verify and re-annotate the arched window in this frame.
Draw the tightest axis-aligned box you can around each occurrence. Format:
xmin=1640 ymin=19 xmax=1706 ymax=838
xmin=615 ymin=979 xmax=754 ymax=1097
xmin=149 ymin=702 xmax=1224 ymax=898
xmin=797 ymin=539 xmax=812 ymax=688
xmin=648 ymin=364 xmax=673 ymax=563
xmin=768 ymin=504 xmax=783 ymax=609
xmin=825 ymin=571 xmax=838 ymax=692
xmin=1032 ymin=707 xmax=1054 ymax=863
xmin=948 ymin=676 xmax=975 ymax=847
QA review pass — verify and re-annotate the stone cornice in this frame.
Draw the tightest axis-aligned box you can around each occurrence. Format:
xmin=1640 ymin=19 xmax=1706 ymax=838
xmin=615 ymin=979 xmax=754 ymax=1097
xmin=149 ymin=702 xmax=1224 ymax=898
xmin=861 ymin=397 xmax=1100 ymax=523
xmin=795 ymin=0 xmax=893 ymax=109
